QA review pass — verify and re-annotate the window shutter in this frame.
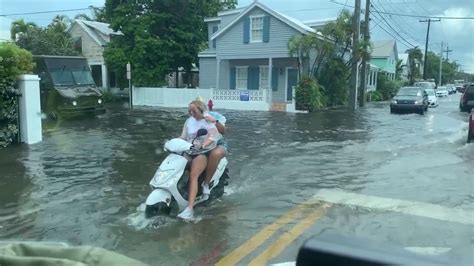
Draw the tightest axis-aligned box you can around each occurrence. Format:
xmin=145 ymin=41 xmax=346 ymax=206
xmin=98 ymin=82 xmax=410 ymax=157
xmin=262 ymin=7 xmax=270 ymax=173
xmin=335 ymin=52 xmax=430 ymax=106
xmin=247 ymin=66 xmax=259 ymax=90
xmin=272 ymin=67 xmax=279 ymax=91
xmin=243 ymin=16 xmax=250 ymax=44
xmin=263 ymin=16 xmax=270 ymax=42
xmin=212 ymin=25 xmax=218 ymax=48
xmin=230 ymin=67 xmax=236 ymax=90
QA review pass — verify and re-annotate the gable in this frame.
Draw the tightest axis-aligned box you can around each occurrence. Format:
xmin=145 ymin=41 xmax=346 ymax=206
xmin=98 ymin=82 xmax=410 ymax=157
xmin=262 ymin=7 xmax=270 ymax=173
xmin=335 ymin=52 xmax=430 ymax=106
xmin=211 ymin=1 xmax=314 ymax=41
xmin=371 ymin=40 xmax=396 ymax=58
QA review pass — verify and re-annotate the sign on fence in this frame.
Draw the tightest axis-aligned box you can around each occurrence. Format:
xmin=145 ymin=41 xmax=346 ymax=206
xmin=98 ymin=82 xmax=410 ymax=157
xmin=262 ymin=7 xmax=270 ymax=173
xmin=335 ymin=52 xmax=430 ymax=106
xmin=240 ymin=91 xmax=249 ymax=101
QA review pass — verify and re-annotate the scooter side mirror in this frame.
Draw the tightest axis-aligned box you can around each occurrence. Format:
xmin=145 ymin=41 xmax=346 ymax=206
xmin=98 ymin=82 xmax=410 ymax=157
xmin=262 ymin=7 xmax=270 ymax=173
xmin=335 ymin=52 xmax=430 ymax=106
xmin=196 ymin=128 xmax=208 ymax=137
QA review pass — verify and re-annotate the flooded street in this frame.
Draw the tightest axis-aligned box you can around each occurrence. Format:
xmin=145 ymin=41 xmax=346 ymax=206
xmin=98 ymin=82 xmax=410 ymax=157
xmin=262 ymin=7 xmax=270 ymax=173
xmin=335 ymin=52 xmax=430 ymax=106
xmin=1 ymin=94 xmax=473 ymax=265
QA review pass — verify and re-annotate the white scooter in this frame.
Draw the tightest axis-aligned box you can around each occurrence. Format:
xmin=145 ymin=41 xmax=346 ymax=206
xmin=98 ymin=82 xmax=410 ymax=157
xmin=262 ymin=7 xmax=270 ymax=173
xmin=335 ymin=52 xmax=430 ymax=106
xmin=145 ymin=129 xmax=229 ymax=218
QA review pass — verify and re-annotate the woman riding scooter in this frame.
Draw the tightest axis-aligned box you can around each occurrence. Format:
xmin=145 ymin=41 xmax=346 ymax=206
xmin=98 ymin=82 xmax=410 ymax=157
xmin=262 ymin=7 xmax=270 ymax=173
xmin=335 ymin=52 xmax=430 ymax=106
xmin=177 ymin=100 xmax=220 ymax=220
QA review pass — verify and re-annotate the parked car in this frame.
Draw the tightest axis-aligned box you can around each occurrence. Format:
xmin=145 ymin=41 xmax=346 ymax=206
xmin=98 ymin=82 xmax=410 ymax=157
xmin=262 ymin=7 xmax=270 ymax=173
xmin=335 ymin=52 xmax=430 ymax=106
xmin=435 ymin=86 xmax=449 ymax=97
xmin=445 ymin=84 xmax=456 ymax=94
xmin=425 ymin=89 xmax=438 ymax=107
xmin=390 ymin=87 xmax=429 ymax=115
xmin=459 ymin=83 xmax=474 ymax=112
xmin=456 ymin=85 xmax=466 ymax=93
xmin=33 ymin=55 xmax=106 ymax=119
xmin=468 ymin=109 xmax=474 ymax=143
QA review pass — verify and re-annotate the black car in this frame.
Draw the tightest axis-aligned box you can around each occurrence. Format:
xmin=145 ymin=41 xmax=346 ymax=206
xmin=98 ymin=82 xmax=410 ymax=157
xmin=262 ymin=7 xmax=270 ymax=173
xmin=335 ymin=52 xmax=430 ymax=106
xmin=390 ymin=87 xmax=429 ymax=115
xmin=459 ymin=83 xmax=474 ymax=112
xmin=33 ymin=55 xmax=106 ymax=119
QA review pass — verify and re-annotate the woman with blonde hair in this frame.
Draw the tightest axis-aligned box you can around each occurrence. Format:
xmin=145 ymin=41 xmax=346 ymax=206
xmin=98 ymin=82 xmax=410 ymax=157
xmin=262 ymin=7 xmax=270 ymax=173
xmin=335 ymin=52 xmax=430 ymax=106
xmin=177 ymin=99 xmax=220 ymax=220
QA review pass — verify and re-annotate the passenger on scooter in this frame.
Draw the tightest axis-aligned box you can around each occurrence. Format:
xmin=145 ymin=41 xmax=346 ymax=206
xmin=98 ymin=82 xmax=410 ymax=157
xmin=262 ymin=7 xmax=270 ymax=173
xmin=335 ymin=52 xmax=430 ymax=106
xmin=194 ymin=97 xmax=228 ymax=196
xmin=177 ymin=100 xmax=220 ymax=220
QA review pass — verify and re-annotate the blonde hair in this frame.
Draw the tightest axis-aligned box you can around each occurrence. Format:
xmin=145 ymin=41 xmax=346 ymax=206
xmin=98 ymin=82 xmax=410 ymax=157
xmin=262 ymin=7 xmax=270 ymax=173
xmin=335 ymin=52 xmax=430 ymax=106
xmin=189 ymin=99 xmax=207 ymax=114
xmin=195 ymin=96 xmax=204 ymax=103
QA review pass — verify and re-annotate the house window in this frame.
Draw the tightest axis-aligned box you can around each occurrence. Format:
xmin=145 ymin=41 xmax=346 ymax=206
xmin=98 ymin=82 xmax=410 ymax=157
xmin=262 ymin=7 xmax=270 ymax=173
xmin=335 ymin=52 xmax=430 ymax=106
xmin=236 ymin=66 xmax=248 ymax=89
xmin=73 ymin=36 xmax=82 ymax=53
xmin=250 ymin=16 xmax=264 ymax=42
xmin=259 ymin=66 xmax=269 ymax=89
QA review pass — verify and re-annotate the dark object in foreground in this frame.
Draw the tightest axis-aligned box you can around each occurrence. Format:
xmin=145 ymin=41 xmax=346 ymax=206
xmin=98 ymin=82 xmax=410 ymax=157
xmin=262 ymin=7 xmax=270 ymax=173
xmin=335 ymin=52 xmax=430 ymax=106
xmin=459 ymin=84 xmax=474 ymax=113
xmin=296 ymin=234 xmax=466 ymax=266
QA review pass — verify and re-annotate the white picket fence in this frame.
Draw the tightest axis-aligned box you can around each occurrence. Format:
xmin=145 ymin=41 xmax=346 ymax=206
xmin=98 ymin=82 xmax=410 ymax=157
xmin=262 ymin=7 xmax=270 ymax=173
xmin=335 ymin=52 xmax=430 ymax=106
xmin=132 ymin=87 xmax=271 ymax=111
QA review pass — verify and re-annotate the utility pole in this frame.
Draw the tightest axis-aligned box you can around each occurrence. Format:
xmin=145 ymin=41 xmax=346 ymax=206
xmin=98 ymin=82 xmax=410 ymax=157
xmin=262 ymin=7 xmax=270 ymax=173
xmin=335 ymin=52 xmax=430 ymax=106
xmin=420 ymin=18 xmax=440 ymax=80
xmin=444 ymin=43 xmax=453 ymax=61
xmin=359 ymin=0 xmax=370 ymax=108
xmin=350 ymin=0 xmax=361 ymax=110
xmin=439 ymin=42 xmax=443 ymax=85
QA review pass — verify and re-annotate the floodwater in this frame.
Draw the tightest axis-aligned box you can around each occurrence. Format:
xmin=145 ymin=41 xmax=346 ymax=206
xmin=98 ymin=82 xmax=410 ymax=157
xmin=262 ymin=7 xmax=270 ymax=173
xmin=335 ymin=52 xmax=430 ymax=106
xmin=0 ymin=94 xmax=472 ymax=265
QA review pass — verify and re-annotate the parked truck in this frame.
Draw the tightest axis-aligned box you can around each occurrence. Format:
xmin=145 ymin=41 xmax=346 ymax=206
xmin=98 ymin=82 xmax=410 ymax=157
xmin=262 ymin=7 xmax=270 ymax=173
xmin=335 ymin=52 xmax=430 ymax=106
xmin=33 ymin=55 xmax=106 ymax=119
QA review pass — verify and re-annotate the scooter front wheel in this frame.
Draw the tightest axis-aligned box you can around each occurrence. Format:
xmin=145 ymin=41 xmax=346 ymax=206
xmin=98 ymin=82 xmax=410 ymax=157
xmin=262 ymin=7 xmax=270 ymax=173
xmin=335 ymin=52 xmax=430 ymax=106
xmin=145 ymin=202 xmax=171 ymax=218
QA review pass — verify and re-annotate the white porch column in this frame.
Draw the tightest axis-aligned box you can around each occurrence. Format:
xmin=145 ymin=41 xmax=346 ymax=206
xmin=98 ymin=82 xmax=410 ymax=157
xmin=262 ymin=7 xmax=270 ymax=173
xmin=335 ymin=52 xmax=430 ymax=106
xmin=18 ymin=74 xmax=42 ymax=144
xmin=268 ymin=57 xmax=273 ymax=103
xmin=216 ymin=58 xmax=221 ymax=90
xmin=101 ymin=64 xmax=109 ymax=90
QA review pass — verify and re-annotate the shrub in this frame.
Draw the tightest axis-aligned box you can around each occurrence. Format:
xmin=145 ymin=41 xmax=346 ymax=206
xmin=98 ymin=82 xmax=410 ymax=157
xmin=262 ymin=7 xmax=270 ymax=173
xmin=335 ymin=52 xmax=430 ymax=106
xmin=0 ymin=43 xmax=34 ymax=147
xmin=295 ymin=76 xmax=323 ymax=112
xmin=376 ymin=73 xmax=401 ymax=100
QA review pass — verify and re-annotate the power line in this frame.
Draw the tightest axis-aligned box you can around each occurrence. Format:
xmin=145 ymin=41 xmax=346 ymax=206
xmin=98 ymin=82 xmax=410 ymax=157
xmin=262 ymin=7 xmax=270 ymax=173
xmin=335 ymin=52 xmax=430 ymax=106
xmin=370 ymin=4 xmax=418 ymax=47
xmin=0 ymin=8 xmax=92 ymax=17
xmin=374 ymin=1 xmax=423 ymax=45
xmin=372 ymin=10 xmax=474 ymax=20
xmin=327 ymin=0 xmax=474 ymax=20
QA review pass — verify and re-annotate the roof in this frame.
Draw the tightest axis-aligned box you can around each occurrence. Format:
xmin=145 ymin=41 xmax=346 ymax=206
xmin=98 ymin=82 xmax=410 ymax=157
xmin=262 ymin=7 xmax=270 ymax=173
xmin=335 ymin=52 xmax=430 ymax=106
xmin=371 ymin=40 xmax=396 ymax=58
xmin=398 ymin=53 xmax=409 ymax=65
xmin=303 ymin=18 xmax=337 ymax=28
xmin=71 ymin=19 xmax=122 ymax=46
xmin=210 ymin=1 xmax=315 ymax=41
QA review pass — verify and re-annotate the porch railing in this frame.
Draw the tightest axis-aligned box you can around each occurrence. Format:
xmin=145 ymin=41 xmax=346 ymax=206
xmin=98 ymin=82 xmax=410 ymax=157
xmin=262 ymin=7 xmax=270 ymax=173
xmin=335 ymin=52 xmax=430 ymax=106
xmin=211 ymin=89 xmax=269 ymax=102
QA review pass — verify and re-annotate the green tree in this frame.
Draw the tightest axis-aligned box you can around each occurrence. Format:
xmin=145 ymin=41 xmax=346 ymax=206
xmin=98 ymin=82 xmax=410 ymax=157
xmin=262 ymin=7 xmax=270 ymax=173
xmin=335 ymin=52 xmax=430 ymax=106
xmin=10 ymin=19 xmax=37 ymax=40
xmin=104 ymin=0 xmax=236 ymax=87
xmin=0 ymin=43 xmax=34 ymax=147
xmin=14 ymin=18 xmax=78 ymax=56
xmin=395 ymin=59 xmax=403 ymax=81
xmin=75 ymin=6 xmax=108 ymax=22
xmin=288 ymin=10 xmax=353 ymax=108
xmin=406 ymin=46 xmax=423 ymax=84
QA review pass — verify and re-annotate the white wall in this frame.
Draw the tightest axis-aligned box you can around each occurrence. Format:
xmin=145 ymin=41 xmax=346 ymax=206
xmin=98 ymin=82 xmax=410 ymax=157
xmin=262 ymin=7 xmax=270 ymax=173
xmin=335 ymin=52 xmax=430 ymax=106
xmin=132 ymin=87 xmax=271 ymax=111
xmin=133 ymin=87 xmax=211 ymax=107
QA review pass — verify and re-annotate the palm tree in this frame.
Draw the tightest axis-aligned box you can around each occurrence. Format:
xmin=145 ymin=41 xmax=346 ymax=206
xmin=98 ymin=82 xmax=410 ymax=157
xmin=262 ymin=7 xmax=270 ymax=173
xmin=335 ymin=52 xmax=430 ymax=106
xmin=10 ymin=19 xmax=37 ymax=40
xmin=48 ymin=15 xmax=70 ymax=33
xmin=406 ymin=46 xmax=423 ymax=84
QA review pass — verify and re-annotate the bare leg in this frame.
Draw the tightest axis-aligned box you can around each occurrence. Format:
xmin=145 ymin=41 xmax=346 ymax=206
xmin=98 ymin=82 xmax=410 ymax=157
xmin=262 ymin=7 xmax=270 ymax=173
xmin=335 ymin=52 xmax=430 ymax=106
xmin=188 ymin=155 xmax=207 ymax=208
xmin=204 ymin=147 xmax=226 ymax=184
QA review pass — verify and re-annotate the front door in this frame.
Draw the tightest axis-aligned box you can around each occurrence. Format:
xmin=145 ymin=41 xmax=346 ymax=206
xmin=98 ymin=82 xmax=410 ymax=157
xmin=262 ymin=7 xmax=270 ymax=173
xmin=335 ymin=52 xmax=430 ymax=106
xmin=286 ymin=68 xmax=298 ymax=102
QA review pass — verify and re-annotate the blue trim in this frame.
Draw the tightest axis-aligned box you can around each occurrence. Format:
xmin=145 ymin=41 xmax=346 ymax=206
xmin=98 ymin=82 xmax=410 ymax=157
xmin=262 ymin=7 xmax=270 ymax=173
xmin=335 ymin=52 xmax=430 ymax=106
xmin=263 ymin=16 xmax=270 ymax=42
xmin=229 ymin=67 xmax=236 ymax=90
xmin=272 ymin=67 xmax=279 ymax=91
xmin=243 ymin=16 xmax=250 ymax=44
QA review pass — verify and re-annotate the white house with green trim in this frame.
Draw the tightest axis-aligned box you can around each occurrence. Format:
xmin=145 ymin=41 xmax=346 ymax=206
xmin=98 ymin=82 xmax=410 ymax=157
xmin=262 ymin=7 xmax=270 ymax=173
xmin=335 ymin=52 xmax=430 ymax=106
xmin=370 ymin=40 xmax=398 ymax=80
xmin=198 ymin=1 xmax=327 ymax=112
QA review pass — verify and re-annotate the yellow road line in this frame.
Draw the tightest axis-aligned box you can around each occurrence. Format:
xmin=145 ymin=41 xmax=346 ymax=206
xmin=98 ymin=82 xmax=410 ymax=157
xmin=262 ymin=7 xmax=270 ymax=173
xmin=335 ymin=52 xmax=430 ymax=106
xmin=248 ymin=205 xmax=329 ymax=266
xmin=215 ymin=202 xmax=315 ymax=266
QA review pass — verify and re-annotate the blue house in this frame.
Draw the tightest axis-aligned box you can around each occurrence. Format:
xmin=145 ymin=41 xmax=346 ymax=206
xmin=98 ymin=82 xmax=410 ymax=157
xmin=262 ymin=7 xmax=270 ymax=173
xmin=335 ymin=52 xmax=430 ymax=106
xmin=198 ymin=1 xmax=328 ymax=111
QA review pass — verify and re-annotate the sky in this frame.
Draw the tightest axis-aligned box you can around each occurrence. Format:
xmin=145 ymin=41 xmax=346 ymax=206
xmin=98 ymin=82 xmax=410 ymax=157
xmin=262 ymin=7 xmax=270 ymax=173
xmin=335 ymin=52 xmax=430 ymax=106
xmin=1 ymin=0 xmax=473 ymax=73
